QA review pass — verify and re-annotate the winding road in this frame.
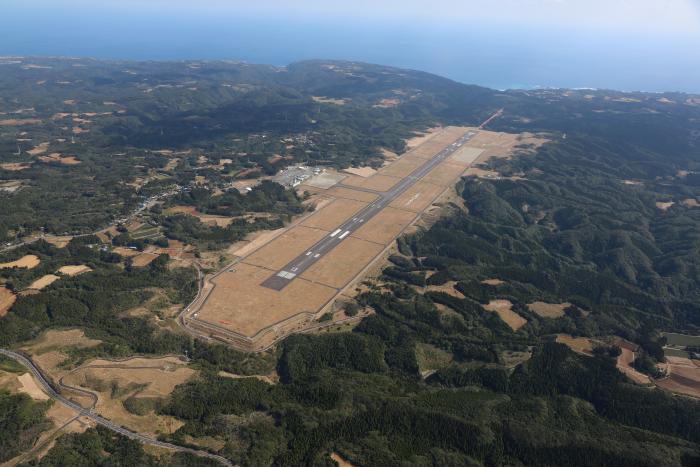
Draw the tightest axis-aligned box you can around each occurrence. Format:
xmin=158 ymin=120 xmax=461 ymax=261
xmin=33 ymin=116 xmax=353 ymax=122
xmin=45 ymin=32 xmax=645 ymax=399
xmin=0 ymin=349 xmax=233 ymax=466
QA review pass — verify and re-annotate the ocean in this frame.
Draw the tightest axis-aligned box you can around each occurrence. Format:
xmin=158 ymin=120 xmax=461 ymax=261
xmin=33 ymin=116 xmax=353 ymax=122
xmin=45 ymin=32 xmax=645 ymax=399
xmin=2 ymin=5 xmax=699 ymax=94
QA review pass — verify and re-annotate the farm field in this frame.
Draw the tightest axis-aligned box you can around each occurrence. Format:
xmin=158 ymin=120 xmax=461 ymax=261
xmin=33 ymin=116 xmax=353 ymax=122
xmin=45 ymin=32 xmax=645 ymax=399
xmin=186 ymin=126 xmax=528 ymax=348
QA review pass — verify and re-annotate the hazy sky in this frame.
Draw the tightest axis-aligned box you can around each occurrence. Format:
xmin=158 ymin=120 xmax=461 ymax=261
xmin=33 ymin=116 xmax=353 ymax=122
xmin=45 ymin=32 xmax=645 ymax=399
xmin=36 ymin=0 xmax=700 ymax=35
xmin=3 ymin=0 xmax=700 ymax=92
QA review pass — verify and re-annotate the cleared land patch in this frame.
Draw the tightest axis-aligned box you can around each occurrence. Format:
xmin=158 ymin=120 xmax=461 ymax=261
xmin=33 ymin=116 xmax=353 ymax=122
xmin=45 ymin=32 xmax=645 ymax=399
xmin=0 ymin=254 xmax=40 ymax=269
xmin=377 ymin=155 xmax=425 ymax=178
xmin=342 ymin=166 xmax=376 ymax=178
xmin=483 ymin=300 xmax=527 ymax=331
xmin=167 ymin=205 xmax=234 ymax=227
xmin=556 ymin=334 xmax=594 ymax=355
xmin=300 ymin=237 xmax=384 ymax=289
xmin=528 ymin=301 xmax=570 ymax=318
xmin=28 ymin=274 xmax=60 ymax=290
xmin=17 ymin=372 xmax=49 ymax=400
xmin=0 ymin=286 xmax=16 ymax=316
xmin=58 ymin=265 xmax=92 ymax=276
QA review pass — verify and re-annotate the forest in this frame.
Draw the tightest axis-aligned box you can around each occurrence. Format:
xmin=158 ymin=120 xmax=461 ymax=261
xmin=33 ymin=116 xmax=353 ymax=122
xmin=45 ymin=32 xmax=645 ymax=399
xmin=1 ymin=58 xmax=700 ymax=465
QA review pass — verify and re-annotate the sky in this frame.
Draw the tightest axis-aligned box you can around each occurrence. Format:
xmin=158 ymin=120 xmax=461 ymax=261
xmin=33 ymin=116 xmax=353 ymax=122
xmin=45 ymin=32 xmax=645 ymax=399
xmin=2 ymin=0 xmax=700 ymax=92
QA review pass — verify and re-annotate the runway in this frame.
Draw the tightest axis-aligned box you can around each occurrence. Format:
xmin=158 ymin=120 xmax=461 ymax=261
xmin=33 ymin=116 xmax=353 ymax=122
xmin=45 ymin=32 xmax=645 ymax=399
xmin=261 ymin=130 xmax=477 ymax=290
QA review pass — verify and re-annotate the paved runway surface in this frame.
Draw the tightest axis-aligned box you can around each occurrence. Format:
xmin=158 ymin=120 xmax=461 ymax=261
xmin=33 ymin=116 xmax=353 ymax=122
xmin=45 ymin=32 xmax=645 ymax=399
xmin=261 ymin=130 xmax=477 ymax=291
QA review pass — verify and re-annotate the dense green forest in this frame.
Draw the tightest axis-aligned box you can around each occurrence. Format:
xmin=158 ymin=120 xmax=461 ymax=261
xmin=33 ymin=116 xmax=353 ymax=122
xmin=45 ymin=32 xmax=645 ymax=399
xmin=2 ymin=58 xmax=700 ymax=465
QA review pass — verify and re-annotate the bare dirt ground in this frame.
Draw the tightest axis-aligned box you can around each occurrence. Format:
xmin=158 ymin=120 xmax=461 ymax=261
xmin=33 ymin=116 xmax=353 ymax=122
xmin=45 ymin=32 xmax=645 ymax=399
xmin=555 ymin=334 xmax=595 ymax=355
xmin=28 ymin=274 xmax=60 ymax=290
xmin=330 ymin=452 xmax=357 ymax=467
xmin=483 ymin=300 xmax=528 ymax=331
xmin=528 ymin=301 xmax=570 ymax=318
xmin=614 ymin=339 xmax=652 ymax=385
xmin=57 ymin=265 xmax=91 ymax=276
xmin=657 ymin=356 xmax=700 ymax=398
xmin=0 ymin=286 xmax=16 ymax=316
xmin=0 ymin=254 xmax=40 ymax=269
xmin=656 ymin=201 xmax=675 ymax=211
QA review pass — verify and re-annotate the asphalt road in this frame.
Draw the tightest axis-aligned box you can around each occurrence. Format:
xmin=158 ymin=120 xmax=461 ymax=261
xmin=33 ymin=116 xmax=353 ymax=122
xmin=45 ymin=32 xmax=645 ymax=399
xmin=0 ymin=349 xmax=233 ymax=466
xmin=261 ymin=130 xmax=477 ymax=290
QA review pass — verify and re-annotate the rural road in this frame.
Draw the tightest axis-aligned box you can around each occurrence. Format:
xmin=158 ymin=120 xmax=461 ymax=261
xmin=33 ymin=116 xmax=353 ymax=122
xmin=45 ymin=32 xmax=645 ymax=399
xmin=0 ymin=349 xmax=233 ymax=466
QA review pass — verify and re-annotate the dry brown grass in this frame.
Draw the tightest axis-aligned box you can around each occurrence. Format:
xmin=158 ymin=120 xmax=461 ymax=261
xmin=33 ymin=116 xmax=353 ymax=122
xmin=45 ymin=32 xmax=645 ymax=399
xmin=44 ymin=236 xmax=73 ymax=248
xmin=198 ymin=262 xmax=336 ymax=337
xmin=245 ymin=226 xmax=328 ymax=270
xmin=22 ymin=329 xmax=102 ymax=356
xmin=167 ymin=205 xmax=234 ymax=227
xmin=17 ymin=372 xmax=49 ymax=400
xmin=301 ymin=198 xmax=367 ymax=232
xmin=556 ymin=334 xmax=594 ymax=355
xmin=325 ymin=186 xmax=379 ymax=203
xmin=377 ymin=155 xmax=425 ymax=178
xmin=301 ymin=237 xmax=384 ymax=288
xmin=27 ymin=142 xmax=50 ymax=156
xmin=0 ymin=162 xmax=31 ymax=171
xmin=483 ymin=300 xmax=527 ymax=331
xmin=351 ymin=207 xmax=416 ymax=245
xmin=341 ymin=174 xmax=402 ymax=192
xmin=342 ymin=166 xmax=376 ymax=177
xmin=112 ymin=247 xmax=140 ymax=257
xmin=312 ymin=96 xmax=348 ymax=105
xmin=131 ymin=252 xmax=159 ymax=267
xmin=38 ymin=153 xmax=81 ymax=165
xmin=28 ymin=274 xmax=60 ymax=290
xmin=388 ymin=181 xmax=446 ymax=213
xmin=482 ymin=278 xmax=504 ymax=286
xmin=0 ymin=255 xmax=40 ymax=269
xmin=0 ymin=286 xmax=16 ymax=316
xmin=0 ymin=255 xmax=41 ymax=269
xmin=422 ymin=161 xmax=469 ymax=187
xmin=528 ymin=301 xmax=570 ymax=318
xmin=57 ymin=265 xmax=92 ymax=276
xmin=0 ymin=118 xmax=41 ymax=126
xmin=228 ymin=228 xmax=286 ymax=258
xmin=62 ymin=357 xmax=194 ymax=436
